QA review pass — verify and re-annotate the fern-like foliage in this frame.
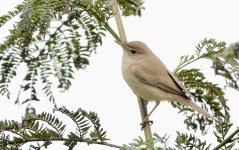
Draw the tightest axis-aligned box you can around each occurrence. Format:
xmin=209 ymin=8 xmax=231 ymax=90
xmin=1 ymin=106 xmax=234 ymax=149
xmin=174 ymin=69 xmax=228 ymax=133
xmin=214 ymin=118 xmax=239 ymax=150
xmin=174 ymin=38 xmax=226 ymax=73
xmin=122 ymin=136 xmax=146 ymax=150
xmin=55 ymin=106 xmax=108 ymax=143
xmin=123 ymin=122 xmax=239 ymax=150
xmin=175 ymin=132 xmax=211 ymax=150
xmin=122 ymin=132 xmax=212 ymax=150
xmin=212 ymin=41 xmax=239 ymax=90
xmin=118 ymin=0 xmax=145 ymax=16
xmin=0 ymin=106 xmax=120 ymax=149
xmin=0 ymin=2 xmax=26 ymax=28
xmin=1 ymin=1 xmax=238 ymax=150
xmin=0 ymin=45 xmax=21 ymax=99
xmin=0 ymin=0 xmax=144 ymax=105
xmin=169 ymin=38 xmax=231 ymax=134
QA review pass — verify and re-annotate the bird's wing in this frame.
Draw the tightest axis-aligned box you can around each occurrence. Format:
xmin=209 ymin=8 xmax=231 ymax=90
xmin=136 ymin=74 xmax=185 ymax=96
xmin=134 ymin=62 xmax=190 ymax=99
xmin=135 ymin=56 xmax=193 ymax=99
xmin=167 ymin=70 xmax=194 ymax=99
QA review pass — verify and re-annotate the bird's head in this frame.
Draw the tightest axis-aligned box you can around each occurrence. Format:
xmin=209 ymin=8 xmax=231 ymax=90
xmin=116 ymin=41 xmax=152 ymax=60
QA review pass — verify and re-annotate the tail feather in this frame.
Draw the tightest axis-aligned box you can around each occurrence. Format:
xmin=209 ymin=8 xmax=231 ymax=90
xmin=174 ymin=95 xmax=213 ymax=119
xmin=185 ymin=100 xmax=213 ymax=119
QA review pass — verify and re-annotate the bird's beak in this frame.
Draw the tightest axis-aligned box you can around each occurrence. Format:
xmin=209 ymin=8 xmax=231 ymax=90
xmin=115 ymin=41 xmax=128 ymax=50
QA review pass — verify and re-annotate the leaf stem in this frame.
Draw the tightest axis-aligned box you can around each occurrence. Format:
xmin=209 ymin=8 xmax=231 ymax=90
xmin=102 ymin=21 xmax=121 ymax=41
xmin=173 ymin=57 xmax=200 ymax=74
xmin=81 ymin=3 xmax=121 ymax=42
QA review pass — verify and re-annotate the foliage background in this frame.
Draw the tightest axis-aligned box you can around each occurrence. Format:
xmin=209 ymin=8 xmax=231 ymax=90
xmin=0 ymin=0 xmax=239 ymax=149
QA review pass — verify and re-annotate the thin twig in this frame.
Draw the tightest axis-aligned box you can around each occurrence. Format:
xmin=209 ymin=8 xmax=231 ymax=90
xmin=4 ymin=138 xmax=122 ymax=149
xmin=231 ymin=136 xmax=239 ymax=142
xmin=213 ymin=128 xmax=239 ymax=150
xmin=173 ymin=57 xmax=199 ymax=74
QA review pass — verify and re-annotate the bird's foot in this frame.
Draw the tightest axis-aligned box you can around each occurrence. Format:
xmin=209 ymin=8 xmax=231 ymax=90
xmin=140 ymin=120 xmax=153 ymax=130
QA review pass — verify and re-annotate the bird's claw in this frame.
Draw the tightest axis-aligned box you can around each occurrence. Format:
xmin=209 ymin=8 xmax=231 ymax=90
xmin=140 ymin=120 xmax=153 ymax=130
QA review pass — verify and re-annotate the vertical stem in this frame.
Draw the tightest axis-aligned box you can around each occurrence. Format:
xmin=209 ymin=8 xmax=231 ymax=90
xmin=110 ymin=0 xmax=127 ymax=42
xmin=137 ymin=97 xmax=153 ymax=149
xmin=110 ymin=0 xmax=153 ymax=149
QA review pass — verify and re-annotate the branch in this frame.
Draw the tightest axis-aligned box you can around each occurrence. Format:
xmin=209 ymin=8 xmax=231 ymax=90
xmin=110 ymin=0 xmax=127 ymax=42
xmin=3 ymin=138 xmax=122 ymax=149
xmin=137 ymin=97 xmax=153 ymax=148
xmin=213 ymin=128 xmax=239 ymax=150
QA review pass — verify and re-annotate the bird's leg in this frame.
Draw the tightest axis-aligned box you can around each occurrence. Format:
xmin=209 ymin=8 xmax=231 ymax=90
xmin=140 ymin=102 xmax=160 ymax=129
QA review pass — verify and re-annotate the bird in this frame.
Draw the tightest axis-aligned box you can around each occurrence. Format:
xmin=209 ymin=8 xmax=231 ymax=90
xmin=116 ymin=40 xmax=213 ymax=127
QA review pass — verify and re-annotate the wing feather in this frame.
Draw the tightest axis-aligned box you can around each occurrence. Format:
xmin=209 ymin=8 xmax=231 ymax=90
xmin=167 ymin=70 xmax=194 ymax=99
xmin=134 ymin=57 xmax=191 ymax=100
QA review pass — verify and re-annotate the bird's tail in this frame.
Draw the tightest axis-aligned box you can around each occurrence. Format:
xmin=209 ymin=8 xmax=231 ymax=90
xmin=179 ymin=98 xmax=213 ymax=119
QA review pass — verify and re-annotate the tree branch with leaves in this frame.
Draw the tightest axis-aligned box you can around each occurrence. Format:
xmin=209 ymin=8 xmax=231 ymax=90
xmin=0 ymin=0 xmax=239 ymax=149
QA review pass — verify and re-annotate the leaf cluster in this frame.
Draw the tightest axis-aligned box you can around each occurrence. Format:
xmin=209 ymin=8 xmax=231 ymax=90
xmin=118 ymin=0 xmax=144 ymax=16
xmin=175 ymin=132 xmax=211 ymax=150
xmin=169 ymin=38 xmax=231 ymax=134
xmin=0 ymin=106 xmax=116 ymax=150
xmin=122 ymin=133 xmax=172 ymax=150
xmin=123 ymin=121 xmax=239 ymax=150
xmin=1 ymin=1 xmax=239 ymax=150
xmin=122 ymin=132 xmax=211 ymax=150
xmin=213 ymin=117 xmax=237 ymax=150
xmin=212 ymin=41 xmax=239 ymax=90
xmin=0 ymin=0 xmax=144 ymax=105
xmin=174 ymin=38 xmax=226 ymax=73
xmin=174 ymin=68 xmax=228 ymax=133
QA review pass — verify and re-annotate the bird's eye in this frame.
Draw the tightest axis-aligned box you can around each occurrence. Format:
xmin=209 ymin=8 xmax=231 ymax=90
xmin=130 ymin=49 xmax=137 ymax=54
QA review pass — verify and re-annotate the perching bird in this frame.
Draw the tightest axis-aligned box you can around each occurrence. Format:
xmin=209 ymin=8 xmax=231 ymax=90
xmin=117 ymin=41 xmax=213 ymax=126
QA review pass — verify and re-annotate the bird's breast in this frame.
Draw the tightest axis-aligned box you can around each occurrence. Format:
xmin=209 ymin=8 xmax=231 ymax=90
xmin=121 ymin=55 xmax=156 ymax=100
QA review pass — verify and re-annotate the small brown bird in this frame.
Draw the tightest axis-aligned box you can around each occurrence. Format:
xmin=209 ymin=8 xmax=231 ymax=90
xmin=117 ymin=41 xmax=213 ymax=124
